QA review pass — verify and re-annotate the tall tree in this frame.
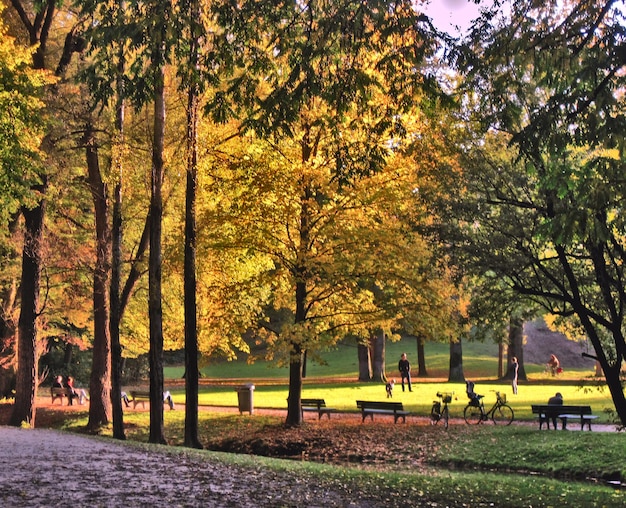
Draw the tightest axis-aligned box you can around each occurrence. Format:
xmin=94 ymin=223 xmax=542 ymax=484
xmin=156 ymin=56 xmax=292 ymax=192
xmin=450 ymin=0 xmax=626 ymax=423
xmin=146 ymin=0 xmax=170 ymax=444
xmin=83 ymin=120 xmax=113 ymax=431
xmin=200 ymin=130 xmax=455 ymax=425
xmin=6 ymin=0 xmax=68 ymax=427
xmin=178 ymin=0 xmax=204 ymax=449
xmin=207 ymin=0 xmax=443 ymax=426
xmin=0 ymin=10 xmax=49 ymax=403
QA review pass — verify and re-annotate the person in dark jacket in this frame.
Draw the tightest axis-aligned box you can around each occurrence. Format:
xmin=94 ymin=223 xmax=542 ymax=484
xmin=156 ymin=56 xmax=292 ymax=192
xmin=547 ymin=392 xmax=564 ymax=429
xmin=398 ymin=353 xmax=412 ymax=392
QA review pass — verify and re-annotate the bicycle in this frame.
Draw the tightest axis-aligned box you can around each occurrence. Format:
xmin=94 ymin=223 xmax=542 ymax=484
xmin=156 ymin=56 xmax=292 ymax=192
xmin=463 ymin=390 xmax=514 ymax=425
xmin=430 ymin=391 xmax=454 ymax=429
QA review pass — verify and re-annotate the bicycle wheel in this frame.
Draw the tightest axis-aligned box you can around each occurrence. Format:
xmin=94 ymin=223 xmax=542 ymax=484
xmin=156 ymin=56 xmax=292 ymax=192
xmin=430 ymin=403 xmax=440 ymax=425
xmin=492 ymin=404 xmax=514 ymax=425
xmin=464 ymin=404 xmax=482 ymax=424
xmin=442 ymin=405 xmax=449 ymax=429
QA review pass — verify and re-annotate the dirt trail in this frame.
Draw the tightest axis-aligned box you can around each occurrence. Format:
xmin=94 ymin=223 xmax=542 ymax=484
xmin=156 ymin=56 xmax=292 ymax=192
xmin=0 ymin=425 xmax=391 ymax=507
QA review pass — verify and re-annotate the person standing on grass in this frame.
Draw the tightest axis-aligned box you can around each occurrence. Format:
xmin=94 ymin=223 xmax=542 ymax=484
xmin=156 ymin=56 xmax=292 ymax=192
xmin=510 ymin=357 xmax=519 ymax=395
xmin=398 ymin=353 xmax=412 ymax=392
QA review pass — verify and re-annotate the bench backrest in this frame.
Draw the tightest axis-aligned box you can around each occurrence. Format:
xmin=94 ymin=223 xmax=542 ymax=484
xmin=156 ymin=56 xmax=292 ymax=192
xmin=356 ymin=400 xmax=404 ymax=411
xmin=51 ymin=387 xmax=69 ymax=395
xmin=531 ymin=404 xmax=592 ymax=416
xmin=301 ymin=398 xmax=326 ymax=408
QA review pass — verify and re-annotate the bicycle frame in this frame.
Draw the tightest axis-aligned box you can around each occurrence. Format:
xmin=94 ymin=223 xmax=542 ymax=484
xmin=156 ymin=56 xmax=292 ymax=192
xmin=431 ymin=391 xmax=454 ymax=429
xmin=483 ymin=393 xmax=507 ymax=417
xmin=464 ymin=391 xmax=514 ymax=425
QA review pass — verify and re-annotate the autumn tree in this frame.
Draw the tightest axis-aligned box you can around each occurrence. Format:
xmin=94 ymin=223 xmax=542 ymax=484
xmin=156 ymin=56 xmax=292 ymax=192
xmin=4 ymin=0 xmax=88 ymax=427
xmin=199 ymin=128 xmax=457 ymax=425
xmin=177 ymin=0 xmax=204 ymax=449
xmin=206 ymin=0 xmax=445 ymax=426
xmin=0 ymin=8 xmax=51 ymax=422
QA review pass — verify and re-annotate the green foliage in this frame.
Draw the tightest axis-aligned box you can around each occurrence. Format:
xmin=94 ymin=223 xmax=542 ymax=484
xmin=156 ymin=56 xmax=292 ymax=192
xmin=436 ymin=0 xmax=626 ymax=423
xmin=207 ymin=0 xmax=442 ymax=182
xmin=0 ymin=13 xmax=51 ymax=226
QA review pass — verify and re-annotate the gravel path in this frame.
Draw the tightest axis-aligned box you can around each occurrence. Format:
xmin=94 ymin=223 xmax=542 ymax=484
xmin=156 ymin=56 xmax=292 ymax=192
xmin=0 ymin=426 xmax=399 ymax=508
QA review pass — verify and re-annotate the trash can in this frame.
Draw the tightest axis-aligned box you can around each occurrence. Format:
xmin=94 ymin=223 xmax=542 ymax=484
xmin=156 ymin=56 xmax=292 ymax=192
xmin=236 ymin=383 xmax=255 ymax=415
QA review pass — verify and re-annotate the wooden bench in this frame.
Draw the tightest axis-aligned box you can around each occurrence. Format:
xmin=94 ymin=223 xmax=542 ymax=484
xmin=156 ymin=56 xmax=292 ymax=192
xmin=356 ymin=400 xmax=410 ymax=423
xmin=51 ymin=387 xmax=72 ymax=405
xmin=301 ymin=398 xmax=336 ymax=420
xmin=129 ymin=390 xmax=175 ymax=409
xmin=531 ymin=404 xmax=597 ymax=430
xmin=129 ymin=390 xmax=150 ymax=409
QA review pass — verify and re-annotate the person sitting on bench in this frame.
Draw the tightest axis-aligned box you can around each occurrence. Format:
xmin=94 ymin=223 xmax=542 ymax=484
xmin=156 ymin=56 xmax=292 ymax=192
xmin=546 ymin=392 xmax=563 ymax=429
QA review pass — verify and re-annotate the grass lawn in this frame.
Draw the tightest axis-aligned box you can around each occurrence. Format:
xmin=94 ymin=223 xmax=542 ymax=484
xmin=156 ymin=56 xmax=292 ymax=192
xmin=160 ymin=338 xmax=614 ymax=424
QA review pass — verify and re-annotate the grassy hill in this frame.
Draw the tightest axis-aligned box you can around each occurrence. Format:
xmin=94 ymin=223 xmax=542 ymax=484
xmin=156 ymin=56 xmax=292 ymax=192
xmin=165 ymin=326 xmax=597 ymax=382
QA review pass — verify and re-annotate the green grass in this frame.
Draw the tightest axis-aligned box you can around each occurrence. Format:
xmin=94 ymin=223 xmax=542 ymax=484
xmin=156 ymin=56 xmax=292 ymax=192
xmin=166 ymin=339 xmax=511 ymax=380
xmin=162 ymin=380 xmax=615 ymax=424
xmin=159 ymin=337 xmax=612 ymax=423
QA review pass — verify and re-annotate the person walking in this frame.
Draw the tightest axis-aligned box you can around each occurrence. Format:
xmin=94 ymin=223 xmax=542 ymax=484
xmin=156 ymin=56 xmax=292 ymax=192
xmin=398 ymin=353 xmax=412 ymax=392
xmin=510 ymin=357 xmax=519 ymax=395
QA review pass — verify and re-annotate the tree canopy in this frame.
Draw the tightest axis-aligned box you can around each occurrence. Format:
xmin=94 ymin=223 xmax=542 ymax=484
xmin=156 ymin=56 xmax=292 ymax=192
xmin=442 ymin=0 xmax=626 ymax=423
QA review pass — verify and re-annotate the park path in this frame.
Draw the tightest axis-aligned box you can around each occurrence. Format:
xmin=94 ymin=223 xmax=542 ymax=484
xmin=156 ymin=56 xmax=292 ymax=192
xmin=0 ymin=425 xmax=392 ymax=507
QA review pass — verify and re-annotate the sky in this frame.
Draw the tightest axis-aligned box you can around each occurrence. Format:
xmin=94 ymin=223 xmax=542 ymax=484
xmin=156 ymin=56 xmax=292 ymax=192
xmin=423 ymin=0 xmax=489 ymax=34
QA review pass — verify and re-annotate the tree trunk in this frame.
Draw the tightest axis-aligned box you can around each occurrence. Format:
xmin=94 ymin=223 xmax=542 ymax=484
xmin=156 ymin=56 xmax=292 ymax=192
xmin=0 ymin=278 xmax=19 ymax=399
xmin=148 ymin=56 xmax=167 ymax=444
xmin=8 ymin=0 xmax=55 ymax=430
xmin=285 ymin=171 xmax=312 ymax=427
xmin=595 ymin=360 xmax=603 ymax=377
xmin=286 ymin=343 xmax=304 ymax=426
xmin=498 ymin=340 xmax=504 ymax=378
xmin=604 ymin=361 xmax=626 ymax=425
xmin=371 ymin=333 xmax=386 ymax=382
xmin=85 ymin=123 xmax=112 ymax=431
xmin=63 ymin=342 xmax=73 ymax=366
xmin=357 ymin=342 xmax=372 ymax=381
xmin=183 ymin=35 xmax=202 ymax=448
xmin=448 ymin=339 xmax=464 ymax=382
xmin=416 ymin=336 xmax=428 ymax=377
xmin=581 ymin=313 xmax=626 ymax=425
xmin=109 ymin=23 xmax=127 ymax=441
xmin=505 ymin=315 xmax=527 ymax=381
xmin=110 ymin=176 xmax=125 ymax=440
xmin=285 ymin=266 xmax=307 ymax=426
xmin=10 ymin=195 xmax=46 ymax=427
